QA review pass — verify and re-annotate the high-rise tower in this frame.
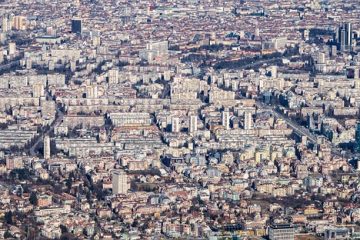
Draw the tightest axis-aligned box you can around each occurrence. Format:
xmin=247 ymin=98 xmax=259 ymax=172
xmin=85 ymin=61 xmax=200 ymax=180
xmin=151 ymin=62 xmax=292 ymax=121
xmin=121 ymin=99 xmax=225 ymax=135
xmin=171 ymin=117 xmax=180 ymax=133
xmin=189 ymin=115 xmax=197 ymax=133
xmin=338 ymin=23 xmax=352 ymax=52
xmin=71 ymin=18 xmax=82 ymax=34
xmin=44 ymin=135 xmax=51 ymax=160
xmin=112 ymin=170 xmax=129 ymax=195
xmin=244 ymin=111 xmax=253 ymax=130
xmin=222 ymin=110 xmax=230 ymax=130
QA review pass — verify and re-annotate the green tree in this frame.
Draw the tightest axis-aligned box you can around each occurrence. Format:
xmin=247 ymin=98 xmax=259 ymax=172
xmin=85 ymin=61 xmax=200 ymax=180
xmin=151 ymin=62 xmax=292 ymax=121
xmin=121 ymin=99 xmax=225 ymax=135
xmin=29 ymin=191 xmax=38 ymax=206
xmin=4 ymin=230 xmax=12 ymax=238
xmin=4 ymin=211 xmax=13 ymax=225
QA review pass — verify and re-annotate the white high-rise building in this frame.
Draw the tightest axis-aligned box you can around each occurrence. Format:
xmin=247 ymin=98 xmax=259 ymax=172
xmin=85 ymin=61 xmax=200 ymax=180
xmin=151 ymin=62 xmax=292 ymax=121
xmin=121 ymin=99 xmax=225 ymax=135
xmin=244 ymin=111 xmax=253 ymax=130
xmin=8 ymin=42 xmax=16 ymax=56
xmin=255 ymin=27 xmax=260 ymax=37
xmin=189 ymin=115 xmax=197 ymax=133
xmin=270 ymin=66 xmax=278 ymax=78
xmin=108 ymin=69 xmax=119 ymax=84
xmin=26 ymin=58 xmax=32 ymax=69
xmin=2 ymin=16 xmax=8 ymax=32
xmin=318 ymin=52 xmax=326 ymax=64
xmin=48 ymin=60 xmax=55 ymax=71
xmin=355 ymin=79 xmax=360 ymax=89
xmin=33 ymin=84 xmax=44 ymax=98
xmin=222 ymin=110 xmax=230 ymax=130
xmin=112 ymin=170 xmax=129 ymax=195
xmin=86 ymin=85 xmax=98 ymax=98
xmin=171 ymin=117 xmax=180 ymax=133
xmin=0 ymin=48 xmax=3 ymax=63
xmin=70 ymin=60 xmax=76 ymax=72
xmin=44 ymin=135 xmax=51 ymax=160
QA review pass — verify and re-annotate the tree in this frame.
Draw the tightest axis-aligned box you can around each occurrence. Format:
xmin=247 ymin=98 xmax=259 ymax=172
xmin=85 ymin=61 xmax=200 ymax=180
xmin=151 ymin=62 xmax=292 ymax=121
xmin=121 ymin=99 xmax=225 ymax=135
xmin=60 ymin=225 xmax=68 ymax=234
xmin=29 ymin=191 xmax=38 ymax=206
xmin=66 ymin=177 xmax=73 ymax=191
xmin=4 ymin=211 xmax=13 ymax=225
xmin=4 ymin=231 xmax=12 ymax=239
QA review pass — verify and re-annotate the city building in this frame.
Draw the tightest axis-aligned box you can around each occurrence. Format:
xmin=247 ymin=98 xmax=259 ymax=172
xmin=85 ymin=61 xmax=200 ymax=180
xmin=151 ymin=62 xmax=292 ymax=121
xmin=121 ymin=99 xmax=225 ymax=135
xmin=71 ymin=18 xmax=82 ymax=34
xmin=189 ymin=115 xmax=197 ymax=133
xmin=337 ymin=23 xmax=353 ymax=51
xmin=268 ymin=224 xmax=295 ymax=240
xmin=44 ymin=135 xmax=51 ymax=160
xmin=112 ymin=170 xmax=129 ymax=195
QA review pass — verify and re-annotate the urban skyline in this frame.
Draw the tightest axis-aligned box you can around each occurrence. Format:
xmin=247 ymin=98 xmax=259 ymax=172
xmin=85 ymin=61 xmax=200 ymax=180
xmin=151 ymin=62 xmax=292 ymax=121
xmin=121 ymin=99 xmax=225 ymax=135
xmin=0 ymin=0 xmax=359 ymax=239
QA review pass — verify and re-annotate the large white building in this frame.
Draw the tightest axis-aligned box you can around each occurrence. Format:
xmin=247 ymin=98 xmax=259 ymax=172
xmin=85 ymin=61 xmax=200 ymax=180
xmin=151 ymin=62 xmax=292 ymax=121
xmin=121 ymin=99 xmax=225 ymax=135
xmin=244 ymin=111 xmax=253 ymax=130
xmin=171 ymin=117 xmax=180 ymax=133
xmin=109 ymin=112 xmax=152 ymax=127
xmin=44 ymin=135 xmax=51 ymax=160
xmin=112 ymin=170 xmax=129 ymax=195
xmin=222 ymin=110 xmax=230 ymax=130
xmin=189 ymin=115 xmax=197 ymax=133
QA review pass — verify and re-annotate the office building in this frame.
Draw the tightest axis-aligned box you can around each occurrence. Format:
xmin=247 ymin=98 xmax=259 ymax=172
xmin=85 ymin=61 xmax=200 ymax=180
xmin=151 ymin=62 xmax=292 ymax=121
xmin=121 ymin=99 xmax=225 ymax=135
xmin=109 ymin=112 xmax=152 ymax=127
xmin=89 ymin=85 xmax=98 ymax=98
xmin=338 ymin=23 xmax=352 ymax=52
xmin=270 ymin=66 xmax=278 ymax=78
xmin=108 ymin=69 xmax=119 ymax=84
xmin=331 ymin=45 xmax=337 ymax=57
xmin=171 ymin=117 xmax=180 ymax=133
xmin=222 ymin=110 xmax=230 ymax=130
xmin=112 ymin=170 xmax=129 ymax=195
xmin=324 ymin=227 xmax=350 ymax=240
xmin=44 ymin=135 xmax=51 ymax=160
xmin=33 ymin=84 xmax=44 ymax=98
xmin=303 ymin=29 xmax=309 ymax=41
xmin=269 ymin=224 xmax=294 ymax=240
xmin=71 ymin=18 xmax=82 ymax=34
xmin=244 ymin=111 xmax=253 ymax=130
xmin=318 ymin=52 xmax=326 ymax=64
xmin=356 ymin=123 xmax=360 ymax=153
xmin=8 ymin=42 xmax=16 ymax=55
xmin=0 ymin=48 xmax=3 ymax=63
xmin=6 ymin=157 xmax=24 ymax=170
xmin=189 ymin=115 xmax=197 ymax=133
xmin=13 ymin=16 xmax=26 ymax=30
xmin=2 ymin=16 xmax=8 ymax=32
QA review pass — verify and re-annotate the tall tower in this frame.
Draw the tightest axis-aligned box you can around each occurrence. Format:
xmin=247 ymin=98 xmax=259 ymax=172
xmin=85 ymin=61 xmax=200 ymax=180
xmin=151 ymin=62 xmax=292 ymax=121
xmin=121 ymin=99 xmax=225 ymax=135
xmin=108 ymin=69 xmax=119 ymax=84
xmin=244 ymin=111 xmax=253 ymax=130
xmin=112 ymin=170 xmax=129 ymax=195
xmin=71 ymin=18 xmax=82 ymax=34
xmin=86 ymin=85 xmax=98 ymax=98
xmin=8 ymin=42 xmax=16 ymax=56
xmin=189 ymin=115 xmax=197 ymax=133
xmin=171 ymin=117 xmax=180 ymax=133
xmin=338 ymin=23 xmax=352 ymax=51
xmin=222 ymin=110 xmax=230 ymax=130
xmin=331 ymin=45 xmax=337 ymax=57
xmin=13 ymin=16 xmax=26 ymax=30
xmin=2 ymin=16 xmax=8 ymax=32
xmin=33 ymin=84 xmax=44 ymax=98
xmin=44 ymin=135 xmax=51 ymax=160
xmin=270 ymin=66 xmax=278 ymax=78
xmin=255 ymin=27 xmax=260 ymax=38
xmin=318 ymin=52 xmax=326 ymax=64
xmin=356 ymin=123 xmax=360 ymax=153
xmin=26 ymin=58 xmax=32 ymax=69
xmin=0 ymin=48 xmax=3 ymax=64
